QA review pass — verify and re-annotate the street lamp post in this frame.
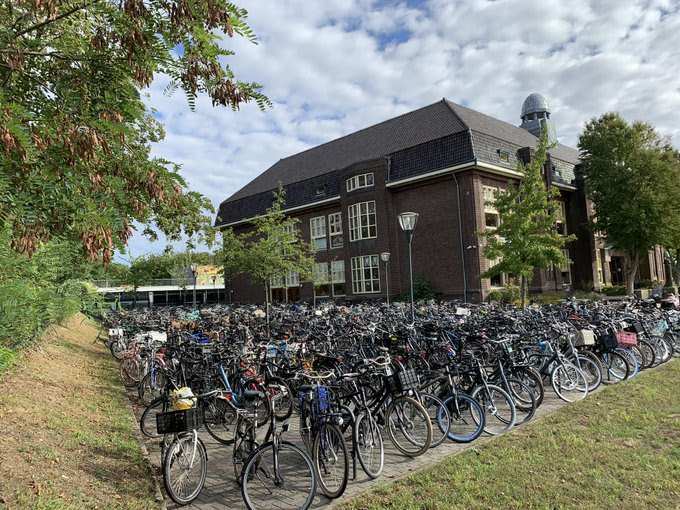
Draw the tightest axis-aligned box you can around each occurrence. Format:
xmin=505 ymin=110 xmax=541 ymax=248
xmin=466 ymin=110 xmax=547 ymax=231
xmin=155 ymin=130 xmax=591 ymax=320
xmin=380 ymin=252 xmax=391 ymax=305
xmin=190 ymin=263 xmax=198 ymax=308
xmin=398 ymin=212 xmax=419 ymax=323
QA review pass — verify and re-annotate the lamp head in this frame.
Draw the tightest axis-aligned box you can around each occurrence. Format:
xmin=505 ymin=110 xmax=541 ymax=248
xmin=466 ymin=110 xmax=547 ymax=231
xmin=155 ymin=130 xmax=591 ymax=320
xmin=380 ymin=252 xmax=391 ymax=262
xmin=398 ymin=212 xmax=419 ymax=232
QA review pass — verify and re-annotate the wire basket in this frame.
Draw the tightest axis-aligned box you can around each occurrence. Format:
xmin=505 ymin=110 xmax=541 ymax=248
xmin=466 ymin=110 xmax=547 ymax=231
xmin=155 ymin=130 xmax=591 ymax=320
xmin=388 ymin=369 xmax=419 ymax=393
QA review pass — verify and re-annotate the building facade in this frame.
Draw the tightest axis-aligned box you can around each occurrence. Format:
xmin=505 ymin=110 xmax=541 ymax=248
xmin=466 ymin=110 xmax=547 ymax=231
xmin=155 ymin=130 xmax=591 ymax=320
xmin=216 ymin=95 xmax=666 ymax=303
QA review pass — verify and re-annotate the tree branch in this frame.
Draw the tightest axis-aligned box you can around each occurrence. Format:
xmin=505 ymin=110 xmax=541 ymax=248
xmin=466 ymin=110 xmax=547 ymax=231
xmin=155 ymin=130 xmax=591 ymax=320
xmin=14 ymin=1 xmax=101 ymax=39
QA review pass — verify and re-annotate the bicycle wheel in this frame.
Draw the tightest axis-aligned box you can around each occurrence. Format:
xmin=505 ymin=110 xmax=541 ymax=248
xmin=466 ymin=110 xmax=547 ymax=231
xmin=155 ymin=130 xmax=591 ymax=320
xmin=506 ymin=377 xmax=536 ymax=425
xmin=513 ymin=367 xmax=544 ymax=408
xmin=140 ymin=396 xmax=169 ymax=438
xmin=637 ymin=339 xmax=656 ymax=369
xmin=138 ymin=370 xmax=168 ymax=406
xmin=551 ymin=362 xmax=588 ymax=402
xmin=204 ymin=397 xmax=237 ymax=445
xmin=615 ymin=348 xmax=639 ymax=378
xmin=119 ymin=358 xmax=141 ymax=387
xmin=110 ymin=340 xmax=126 ymax=360
xmin=441 ymin=393 xmax=485 ymax=443
xmin=312 ymin=422 xmax=349 ymax=499
xmin=355 ymin=411 xmax=384 ymax=479
xmin=600 ymin=350 xmax=630 ymax=383
xmin=419 ymin=393 xmax=450 ymax=447
xmin=241 ymin=441 xmax=316 ymax=510
xmin=385 ymin=396 xmax=432 ymax=457
xmin=299 ymin=400 xmax=314 ymax=452
xmin=163 ymin=433 xmax=208 ymax=505
xmin=266 ymin=377 xmax=294 ymax=421
xmin=572 ymin=355 xmax=602 ymax=392
xmin=470 ymin=384 xmax=516 ymax=435
xmin=233 ymin=418 xmax=257 ymax=482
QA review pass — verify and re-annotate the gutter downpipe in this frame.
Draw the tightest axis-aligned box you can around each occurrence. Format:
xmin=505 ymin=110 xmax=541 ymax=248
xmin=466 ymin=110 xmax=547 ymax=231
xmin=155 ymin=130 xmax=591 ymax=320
xmin=453 ymin=169 xmax=469 ymax=303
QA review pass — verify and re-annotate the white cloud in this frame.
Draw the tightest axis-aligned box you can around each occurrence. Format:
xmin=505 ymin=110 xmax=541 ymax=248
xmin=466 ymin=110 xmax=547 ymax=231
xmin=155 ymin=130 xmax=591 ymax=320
xmin=121 ymin=0 xmax=680 ymax=259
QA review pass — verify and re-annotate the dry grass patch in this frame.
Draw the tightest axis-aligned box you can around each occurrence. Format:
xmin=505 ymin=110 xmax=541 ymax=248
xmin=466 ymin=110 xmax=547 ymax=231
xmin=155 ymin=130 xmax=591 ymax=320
xmin=0 ymin=314 xmax=160 ymax=509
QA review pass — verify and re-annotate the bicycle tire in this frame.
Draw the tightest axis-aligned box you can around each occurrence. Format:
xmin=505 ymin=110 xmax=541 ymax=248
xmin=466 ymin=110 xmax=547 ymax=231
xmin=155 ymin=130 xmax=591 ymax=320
xmin=312 ymin=422 xmax=349 ymax=499
xmin=600 ymin=350 xmax=630 ymax=383
xmin=162 ymin=433 xmax=208 ymax=505
xmin=419 ymin=393 xmax=450 ymax=447
xmin=471 ymin=384 xmax=516 ymax=435
xmin=551 ymin=362 xmax=588 ymax=402
xmin=572 ymin=355 xmax=602 ymax=392
xmin=440 ymin=393 xmax=485 ymax=443
xmin=266 ymin=377 xmax=294 ymax=421
xmin=203 ymin=397 xmax=237 ymax=445
xmin=241 ymin=441 xmax=316 ymax=510
xmin=513 ymin=367 xmax=544 ymax=408
xmin=385 ymin=395 xmax=432 ymax=457
xmin=506 ymin=377 xmax=536 ymax=425
xmin=140 ymin=396 xmax=169 ymax=438
xmin=354 ymin=411 xmax=384 ymax=479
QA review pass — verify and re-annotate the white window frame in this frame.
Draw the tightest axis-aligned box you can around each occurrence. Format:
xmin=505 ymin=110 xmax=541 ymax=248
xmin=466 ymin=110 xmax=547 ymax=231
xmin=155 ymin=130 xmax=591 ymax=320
xmin=348 ymin=201 xmax=377 ymax=242
xmin=313 ymin=263 xmax=331 ymax=297
xmin=560 ymin=249 xmax=571 ymax=285
xmin=483 ymin=186 xmax=499 ymax=213
xmin=328 ymin=212 xmax=343 ymax=249
xmin=310 ymin=216 xmax=327 ymax=250
xmin=286 ymin=270 xmax=300 ymax=288
xmin=331 ymin=260 xmax=346 ymax=296
xmin=556 ymin=201 xmax=567 ymax=236
xmin=351 ymin=255 xmax=380 ymax=294
xmin=346 ymin=172 xmax=375 ymax=192
xmin=487 ymin=257 xmax=506 ymax=288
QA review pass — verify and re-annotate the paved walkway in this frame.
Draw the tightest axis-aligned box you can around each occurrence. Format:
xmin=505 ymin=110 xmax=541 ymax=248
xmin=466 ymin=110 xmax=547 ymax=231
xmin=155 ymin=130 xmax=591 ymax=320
xmin=132 ymin=389 xmax=570 ymax=510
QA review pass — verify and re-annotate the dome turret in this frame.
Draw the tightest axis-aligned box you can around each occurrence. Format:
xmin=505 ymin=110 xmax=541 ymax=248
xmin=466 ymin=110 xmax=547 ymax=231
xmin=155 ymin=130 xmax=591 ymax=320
xmin=519 ymin=92 xmax=557 ymax=143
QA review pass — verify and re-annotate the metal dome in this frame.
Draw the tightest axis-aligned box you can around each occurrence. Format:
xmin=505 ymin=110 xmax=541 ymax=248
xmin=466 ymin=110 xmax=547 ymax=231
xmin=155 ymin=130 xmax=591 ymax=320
xmin=521 ymin=93 xmax=550 ymax=117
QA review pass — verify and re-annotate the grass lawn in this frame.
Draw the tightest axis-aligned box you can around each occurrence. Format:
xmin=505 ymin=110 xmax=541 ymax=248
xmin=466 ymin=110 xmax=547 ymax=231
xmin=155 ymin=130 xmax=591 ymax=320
xmin=0 ymin=314 xmax=160 ymax=509
xmin=340 ymin=360 xmax=680 ymax=510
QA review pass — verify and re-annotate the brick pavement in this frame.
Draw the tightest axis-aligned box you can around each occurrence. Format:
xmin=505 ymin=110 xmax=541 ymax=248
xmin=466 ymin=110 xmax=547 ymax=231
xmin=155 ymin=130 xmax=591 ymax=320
xmin=132 ymin=390 xmax=570 ymax=510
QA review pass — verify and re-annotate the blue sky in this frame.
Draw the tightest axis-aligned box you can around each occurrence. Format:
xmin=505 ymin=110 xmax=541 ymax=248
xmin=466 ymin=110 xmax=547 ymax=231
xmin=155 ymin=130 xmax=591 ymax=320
xmin=122 ymin=0 xmax=680 ymax=259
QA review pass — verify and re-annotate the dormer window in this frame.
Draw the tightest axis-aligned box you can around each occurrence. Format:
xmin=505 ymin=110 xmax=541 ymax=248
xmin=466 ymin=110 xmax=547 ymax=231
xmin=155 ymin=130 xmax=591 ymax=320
xmin=346 ymin=172 xmax=374 ymax=192
xmin=315 ymin=185 xmax=327 ymax=196
xmin=497 ymin=149 xmax=510 ymax=162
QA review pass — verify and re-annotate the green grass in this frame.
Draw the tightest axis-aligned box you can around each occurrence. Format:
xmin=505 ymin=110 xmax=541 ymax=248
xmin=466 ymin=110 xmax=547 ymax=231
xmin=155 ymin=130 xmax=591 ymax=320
xmin=340 ymin=361 xmax=680 ymax=510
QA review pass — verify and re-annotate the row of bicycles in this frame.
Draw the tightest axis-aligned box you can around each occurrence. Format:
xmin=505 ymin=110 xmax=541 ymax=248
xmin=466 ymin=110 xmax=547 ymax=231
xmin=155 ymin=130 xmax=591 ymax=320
xmin=98 ymin=298 xmax=680 ymax=510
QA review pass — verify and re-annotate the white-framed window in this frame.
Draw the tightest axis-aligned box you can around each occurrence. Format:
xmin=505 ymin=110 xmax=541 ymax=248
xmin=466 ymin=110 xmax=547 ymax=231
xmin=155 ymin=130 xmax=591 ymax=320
xmin=331 ymin=260 xmax=346 ymax=296
xmin=596 ymin=248 xmax=604 ymax=284
xmin=487 ymin=258 xmax=506 ymax=288
xmin=270 ymin=275 xmax=285 ymax=289
xmin=555 ymin=201 xmax=567 ymax=236
xmin=346 ymin=172 xmax=374 ymax=192
xmin=313 ymin=263 xmax=330 ymax=297
xmin=310 ymin=216 xmax=327 ymax=250
xmin=348 ymin=201 xmax=377 ymax=241
xmin=483 ymin=186 xmax=499 ymax=213
xmin=560 ymin=249 xmax=571 ymax=285
xmin=328 ymin=212 xmax=343 ymax=249
xmin=351 ymin=255 xmax=380 ymax=294
xmin=286 ymin=270 xmax=300 ymax=287
xmin=485 ymin=212 xmax=500 ymax=230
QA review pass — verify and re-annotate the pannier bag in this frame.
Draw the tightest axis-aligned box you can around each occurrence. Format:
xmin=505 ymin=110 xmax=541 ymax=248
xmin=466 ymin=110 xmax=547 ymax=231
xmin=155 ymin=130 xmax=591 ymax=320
xmin=574 ymin=329 xmax=595 ymax=346
xmin=616 ymin=331 xmax=638 ymax=348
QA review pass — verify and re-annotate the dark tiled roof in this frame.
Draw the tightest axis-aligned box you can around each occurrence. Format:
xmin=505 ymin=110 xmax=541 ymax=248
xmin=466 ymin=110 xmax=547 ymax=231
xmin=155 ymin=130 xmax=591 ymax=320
xmin=215 ymin=98 xmax=581 ymax=226
xmin=224 ymin=100 xmax=467 ymax=204
xmin=444 ymin=100 xmax=580 ymax=165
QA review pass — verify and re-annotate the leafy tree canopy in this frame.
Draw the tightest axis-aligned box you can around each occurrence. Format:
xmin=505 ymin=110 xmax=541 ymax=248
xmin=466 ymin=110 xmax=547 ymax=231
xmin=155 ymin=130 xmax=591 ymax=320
xmin=478 ymin=128 xmax=575 ymax=306
xmin=0 ymin=0 xmax=270 ymax=262
xmin=578 ymin=112 xmax=680 ymax=293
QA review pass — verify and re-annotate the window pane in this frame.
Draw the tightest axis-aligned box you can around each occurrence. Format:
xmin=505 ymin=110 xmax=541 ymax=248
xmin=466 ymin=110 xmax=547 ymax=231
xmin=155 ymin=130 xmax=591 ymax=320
xmin=366 ymin=173 xmax=374 ymax=185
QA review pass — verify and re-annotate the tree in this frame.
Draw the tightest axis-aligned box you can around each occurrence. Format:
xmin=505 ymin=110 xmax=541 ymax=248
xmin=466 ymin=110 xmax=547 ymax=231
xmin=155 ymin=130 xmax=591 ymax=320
xmin=0 ymin=1 xmax=270 ymax=262
xmin=240 ymin=187 xmax=315 ymax=328
xmin=217 ymin=227 xmax=246 ymax=304
xmin=578 ymin=113 xmax=680 ymax=295
xmin=478 ymin=128 xmax=575 ymax=307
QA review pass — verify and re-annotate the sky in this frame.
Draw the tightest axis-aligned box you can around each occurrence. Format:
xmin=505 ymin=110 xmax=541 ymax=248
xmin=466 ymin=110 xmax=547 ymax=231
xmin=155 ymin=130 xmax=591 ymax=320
xmin=122 ymin=0 xmax=680 ymax=259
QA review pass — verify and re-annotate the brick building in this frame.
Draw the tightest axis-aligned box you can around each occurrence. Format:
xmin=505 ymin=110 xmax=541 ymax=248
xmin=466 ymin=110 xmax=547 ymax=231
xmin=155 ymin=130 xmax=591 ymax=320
xmin=215 ymin=94 xmax=666 ymax=303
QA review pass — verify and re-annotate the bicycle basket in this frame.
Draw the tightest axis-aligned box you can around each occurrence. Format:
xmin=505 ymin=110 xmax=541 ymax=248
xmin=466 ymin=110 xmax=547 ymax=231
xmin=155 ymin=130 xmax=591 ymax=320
xmin=616 ymin=331 xmax=638 ymax=348
xmin=574 ymin=329 xmax=595 ymax=347
xmin=649 ymin=320 xmax=668 ymax=336
xmin=600 ymin=331 xmax=618 ymax=351
xmin=156 ymin=407 xmax=204 ymax=434
xmin=390 ymin=369 xmax=419 ymax=393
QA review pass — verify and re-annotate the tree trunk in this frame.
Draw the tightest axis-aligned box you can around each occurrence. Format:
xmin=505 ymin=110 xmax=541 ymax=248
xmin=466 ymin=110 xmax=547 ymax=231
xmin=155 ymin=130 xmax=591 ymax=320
xmin=624 ymin=252 xmax=640 ymax=296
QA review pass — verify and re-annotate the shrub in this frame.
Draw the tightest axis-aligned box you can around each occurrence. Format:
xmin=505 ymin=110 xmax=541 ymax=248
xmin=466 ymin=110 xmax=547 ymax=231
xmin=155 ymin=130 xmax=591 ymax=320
xmin=487 ymin=283 xmax=520 ymax=305
xmin=572 ymin=290 xmax=604 ymax=301
xmin=602 ymin=285 xmax=627 ymax=296
xmin=531 ymin=292 xmax=565 ymax=304
xmin=395 ymin=275 xmax=435 ymax=302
